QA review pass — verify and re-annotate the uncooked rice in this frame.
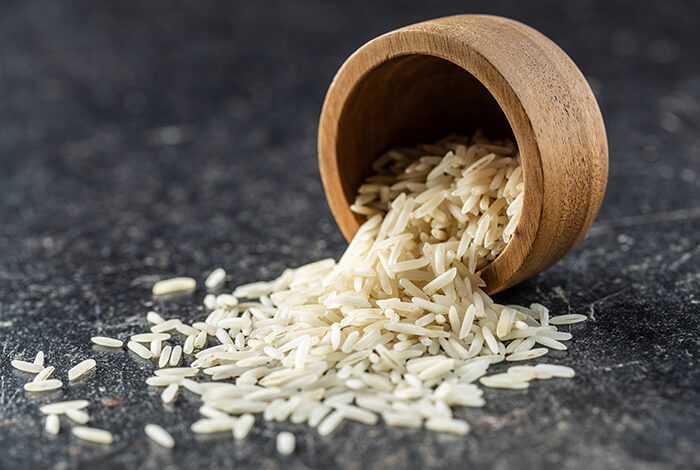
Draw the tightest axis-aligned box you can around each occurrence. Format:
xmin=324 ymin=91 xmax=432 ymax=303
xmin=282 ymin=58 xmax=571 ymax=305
xmin=233 ymin=413 xmax=255 ymax=440
xmin=169 ymin=345 xmax=183 ymax=367
xmin=154 ymin=367 xmax=198 ymax=377
xmin=276 ymin=431 xmax=296 ymax=455
xmin=40 ymin=400 xmax=89 ymax=415
xmin=145 ymin=424 xmax=175 ymax=448
xmin=45 ymin=414 xmax=60 ymax=435
xmin=66 ymin=409 xmax=90 ymax=424
xmin=205 ymin=268 xmax=227 ymax=290
xmin=147 ymin=311 xmax=166 ymax=324
xmin=34 ymin=351 xmax=44 ymax=366
xmin=152 ymin=277 xmax=197 ymax=296
xmin=159 ymin=345 xmax=173 ymax=368
xmin=548 ymin=314 xmax=587 ymax=325
xmin=425 ymin=417 xmax=470 ymax=435
xmin=162 ymin=383 xmax=179 ymax=404
xmin=146 ymin=376 xmax=185 ymax=386
xmin=33 ymin=366 xmax=55 ymax=382
xmin=24 ymin=379 xmax=62 ymax=392
xmin=151 ymin=338 xmax=163 ymax=358
xmin=11 ymin=359 xmax=44 ymax=374
xmin=91 ymin=336 xmax=124 ymax=348
xmin=16 ymin=134 xmax=590 ymax=448
xmin=68 ymin=359 xmax=97 ymax=381
xmin=131 ymin=333 xmax=171 ymax=343
xmin=72 ymin=426 xmax=113 ymax=444
xmin=127 ymin=341 xmax=153 ymax=359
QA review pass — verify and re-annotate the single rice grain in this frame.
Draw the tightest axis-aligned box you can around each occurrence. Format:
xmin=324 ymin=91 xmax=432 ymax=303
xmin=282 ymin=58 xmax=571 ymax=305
xmin=145 ymin=424 xmax=175 ymax=448
xmin=34 ymin=366 xmax=55 ymax=382
xmin=276 ymin=431 xmax=295 ymax=455
xmin=68 ymin=359 xmax=96 ymax=381
xmin=40 ymin=400 xmax=89 ymax=415
xmin=72 ymin=426 xmax=113 ymax=444
xmin=45 ymin=414 xmax=60 ymax=435
xmin=66 ymin=409 xmax=90 ymax=424
xmin=205 ymin=268 xmax=226 ymax=290
xmin=11 ymin=360 xmax=44 ymax=374
xmin=91 ymin=336 xmax=123 ymax=348
xmin=127 ymin=341 xmax=153 ymax=359
xmin=152 ymin=277 xmax=197 ymax=296
xmin=162 ymin=383 xmax=179 ymax=404
xmin=24 ymin=379 xmax=62 ymax=392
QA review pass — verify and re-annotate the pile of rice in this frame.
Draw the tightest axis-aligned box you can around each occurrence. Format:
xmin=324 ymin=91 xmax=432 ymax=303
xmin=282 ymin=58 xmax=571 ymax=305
xmin=16 ymin=133 xmax=586 ymax=448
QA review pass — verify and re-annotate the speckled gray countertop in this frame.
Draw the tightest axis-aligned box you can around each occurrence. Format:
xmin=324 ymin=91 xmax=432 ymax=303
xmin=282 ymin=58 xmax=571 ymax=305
xmin=0 ymin=1 xmax=698 ymax=469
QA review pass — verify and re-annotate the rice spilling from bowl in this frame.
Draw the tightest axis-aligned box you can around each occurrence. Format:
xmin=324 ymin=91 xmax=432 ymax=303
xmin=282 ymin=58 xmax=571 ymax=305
xmin=155 ymin=134 xmax=580 ymax=435
xmin=18 ymin=134 xmax=585 ymax=444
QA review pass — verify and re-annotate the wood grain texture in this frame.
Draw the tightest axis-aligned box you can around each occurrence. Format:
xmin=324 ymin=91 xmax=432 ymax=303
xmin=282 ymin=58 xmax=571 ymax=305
xmin=318 ymin=14 xmax=608 ymax=294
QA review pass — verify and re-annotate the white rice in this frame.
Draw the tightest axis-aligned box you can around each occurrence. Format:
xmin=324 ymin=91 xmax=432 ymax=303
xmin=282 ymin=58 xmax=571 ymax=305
xmin=34 ymin=351 xmax=44 ymax=366
xmin=534 ymin=364 xmax=575 ymax=378
xmin=131 ymin=333 xmax=171 ymax=343
xmin=151 ymin=338 xmax=163 ymax=358
xmin=191 ymin=418 xmax=238 ymax=433
xmin=72 ymin=426 xmax=113 ymax=444
xmin=336 ymin=405 xmax=378 ymax=425
xmin=233 ymin=413 xmax=255 ymax=440
xmin=11 ymin=360 xmax=44 ymax=374
xmin=205 ymin=268 xmax=227 ymax=290
xmin=152 ymin=277 xmax=197 ymax=296
xmin=68 ymin=359 xmax=96 ymax=381
xmin=506 ymin=348 xmax=548 ymax=362
xmin=549 ymin=314 xmax=587 ymax=325
xmin=479 ymin=374 xmax=529 ymax=389
xmin=534 ymin=335 xmax=567 ymax=350
xmin=66 ymin=409 xmax=90 ymax=424
xmin=151 ymin=319 xmax=181 ymax=333
xmin=170 ymin=345 xmax=183 ymax=367
xmin=425 ymin=417 xmax=470 ymax=435
xmin=159 ymin=345 xmax=173 ymax=368
xmin=194 ymin=330 xmax=208 ymax=348
xmin=382 ymin=411 xmax=422 ymax=428
xmin=40 ymin=400 xmax=89 ymax=415
xmin=317 ymin=410 xmax=344 ymax=436
xmin=161 ymin=383 xmax=179 ymax=404
xmin=48 ymin=134 xmax=586 ymax=440
xmin=276 ymin=431 xmax=296 ymax=455
xmin=154 ymin=367 xmax=199 ymax=377
xmin=204 ymin=294 xmax=217 ymax=310
xmin=34 ymin=366 xmax=55 ymax=382
xmin=91 ymin=336 xmax=123 ymax=348
xmin=24 ymin=379 xmax=62 ymax=392
xmin=147 ymin=311 xmax=166 ymax=324
xmin=146 ymin=376 xmax=185 ymax=387
xmin=175 ymin=323 xmax=199 ymax=336
xmin=45 ymin=414 xmax=60 ymax=435
xmin=145 ymin=424 xmax=175 ymax=448
xmin=127 ymin=341 xmax=153 ymax=359
xmin=183 ymin=335 xmax=195 ymax=354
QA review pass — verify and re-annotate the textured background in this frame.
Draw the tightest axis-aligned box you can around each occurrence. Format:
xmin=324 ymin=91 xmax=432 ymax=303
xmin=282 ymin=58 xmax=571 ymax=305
xmin=0 ymin=1 xmax=698 ymax=469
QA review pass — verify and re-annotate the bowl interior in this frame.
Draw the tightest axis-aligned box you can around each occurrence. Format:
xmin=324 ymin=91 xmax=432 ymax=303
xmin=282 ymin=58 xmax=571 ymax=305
xmin=335 ymin=54 xmax=514 ymax=220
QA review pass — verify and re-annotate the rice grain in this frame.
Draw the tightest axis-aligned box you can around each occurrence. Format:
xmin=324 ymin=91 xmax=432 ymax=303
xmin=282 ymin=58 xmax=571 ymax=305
xmin=127 ymin=341 xmax=153 ymax=359
xmin=45 ymin=414 xmax=60 ymax=435
xmin=152 ymin=277 xmax=197 ymax=296
xmin=205 ymin=268 xmax=226 ymax=290
xmin=91 ymin=336 xmax=123 ymax=348
xmin=24 ymin=379 xmax=62 ymax=392
xmin=72 ymin=426 xmax=113 ymax=444
xmin=68 ymin=359 xmax=97 ymax=381
xmin=145 ymin=424 xmax=175 ymax=448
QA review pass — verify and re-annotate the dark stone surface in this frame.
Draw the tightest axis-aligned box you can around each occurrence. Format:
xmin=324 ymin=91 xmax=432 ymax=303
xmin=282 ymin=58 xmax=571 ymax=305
xmin=0 ymin=1 xmax=698 ymax=468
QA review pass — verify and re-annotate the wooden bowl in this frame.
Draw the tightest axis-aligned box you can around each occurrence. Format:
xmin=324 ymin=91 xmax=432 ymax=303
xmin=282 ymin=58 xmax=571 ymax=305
xmin=318 ymin=14 xmax=608 ymax=294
